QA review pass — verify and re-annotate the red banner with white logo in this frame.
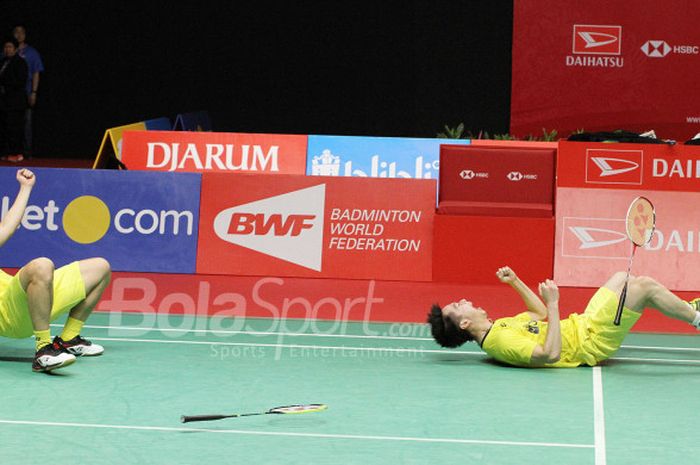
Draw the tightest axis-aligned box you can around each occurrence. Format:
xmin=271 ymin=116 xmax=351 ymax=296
xmin=512 ymin=1 xmax=700 ymax=141
xmin=554 ymin=187 xmax=700 ymax=291
xmin=120 ymin=130 xmax=307 ymax=174
xmin=558 ymin=141 xmax=700 ymax=191
xmin=196 ymin=173 xmax=435 ymax=281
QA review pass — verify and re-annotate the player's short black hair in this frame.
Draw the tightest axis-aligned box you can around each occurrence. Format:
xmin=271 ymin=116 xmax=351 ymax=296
xmin=427 ymin=303 xmax=473 ymax=348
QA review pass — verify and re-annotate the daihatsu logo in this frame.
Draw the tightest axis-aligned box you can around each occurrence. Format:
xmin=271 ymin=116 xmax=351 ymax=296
xmin=590 ymin=157 xmax=640 ymax=177
xmin=569 ymin=226 xmax=628 ymax=249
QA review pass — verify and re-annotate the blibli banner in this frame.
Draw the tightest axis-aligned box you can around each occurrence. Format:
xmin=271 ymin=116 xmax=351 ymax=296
xmin=0 ymin=168 xmax=200 ymax=273
xmin=306 ymin=135 xmax=469 ymax=179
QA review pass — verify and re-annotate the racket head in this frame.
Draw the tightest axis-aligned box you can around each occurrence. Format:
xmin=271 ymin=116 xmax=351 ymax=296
xmin=625 ymin=196 xmax=655 ymax=247
xmin=267 ymin=404 xmax=328 ymax=415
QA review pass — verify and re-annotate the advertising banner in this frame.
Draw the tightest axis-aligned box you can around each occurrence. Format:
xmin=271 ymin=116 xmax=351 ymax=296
xmin=92 ymin=117 xmax=171 ymax=169
xmin=558 ymin=141 xmax=700 ymax=191
xmin=0 ymin=167 xmax=200 ymax=273
xmin=554 ymin=187 xmax=700 ymax=291
xmin=121 ymin=131 xmax=307 ymax=174
xmin=196 ymin=173 xmax=435 ymax=281
xmin=172 ymin=111 xmax=212 ymax=131
xmin=306 ymin=135 xmax=469 ymax=179
xmin=89 ymin=271 xmax=697 ymax=332
xmin=511 ymin=0 xmax=700 ymax=142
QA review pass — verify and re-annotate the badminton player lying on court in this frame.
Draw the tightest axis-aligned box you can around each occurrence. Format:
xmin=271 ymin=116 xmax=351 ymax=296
xmin=0 ymin=169 xmax=111 ymax=372
xmin=427 ymin=266 xmax=700 ymax=367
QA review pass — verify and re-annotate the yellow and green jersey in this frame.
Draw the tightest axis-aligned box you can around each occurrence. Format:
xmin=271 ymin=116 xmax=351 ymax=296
xmin=480 ymin=287 xmax=641 ymax=368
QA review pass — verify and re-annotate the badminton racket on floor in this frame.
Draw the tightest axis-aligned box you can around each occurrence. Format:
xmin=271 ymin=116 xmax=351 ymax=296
xmin=613 ymin=196 xmax=656 ymax=326
xmin=181 ymin=403 xmax=328 ymax=423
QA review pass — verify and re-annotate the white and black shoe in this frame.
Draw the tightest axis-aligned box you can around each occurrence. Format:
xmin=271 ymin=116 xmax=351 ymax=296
xmin=54 ymin=335 xmax=104 ymax=357
xmin=32 ymin=342 xmax=76 ymax=373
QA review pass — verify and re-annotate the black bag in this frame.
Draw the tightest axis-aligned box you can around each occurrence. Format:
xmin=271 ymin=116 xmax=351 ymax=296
xmin=567 ymin=130 xmax=672 ymax=145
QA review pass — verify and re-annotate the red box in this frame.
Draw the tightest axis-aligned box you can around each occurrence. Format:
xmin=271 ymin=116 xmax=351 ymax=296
xmin=438 ymin=144 xmax=556 ymax=217
xmin=432 ymin=214 xmax=555 ymax=285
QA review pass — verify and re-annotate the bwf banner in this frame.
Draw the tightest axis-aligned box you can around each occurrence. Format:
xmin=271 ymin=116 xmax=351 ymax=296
xmin=196 ymin=173 xmax=435 ymax=281
xmin=120 ymin=130 xmax=307 ymax=174
xmin=555 ymin=187 xmax=700 ymax=291
xmin=511 ymin=0 xmax=700 ymax=142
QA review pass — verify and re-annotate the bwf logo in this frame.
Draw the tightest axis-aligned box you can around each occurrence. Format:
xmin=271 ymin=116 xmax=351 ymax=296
xmin=573 ymin=25 xmax=622 ymax=55
xmin=585 ymin=149 xmax=643 ymax=185
xmin=213 ymin=184 xmax=325 ymax=271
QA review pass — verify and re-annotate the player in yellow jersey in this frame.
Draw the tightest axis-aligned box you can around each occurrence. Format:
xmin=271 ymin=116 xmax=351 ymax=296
xmin=0 ymin=169 xmax=112 ymax=372
xmin=427 ymin=266 xmax=700 ymax=367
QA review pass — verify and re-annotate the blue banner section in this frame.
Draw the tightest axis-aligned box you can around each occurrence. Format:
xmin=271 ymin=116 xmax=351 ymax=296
xmin=144 ymin=117 xmax=172 ymax=130
xmin=0 ymin=168 xmax=200 ymax=273
xmin=173 ymin=111 xmax=212 ymax=131
xmin=306 ymin=135 xmax=470 ymax=179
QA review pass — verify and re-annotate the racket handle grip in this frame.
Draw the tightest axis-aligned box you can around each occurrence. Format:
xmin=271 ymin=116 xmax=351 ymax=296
xmin=613 ymin=283 xmax=628 ymax=326
xmin=181 ymin=414 xmax=229 ymax=423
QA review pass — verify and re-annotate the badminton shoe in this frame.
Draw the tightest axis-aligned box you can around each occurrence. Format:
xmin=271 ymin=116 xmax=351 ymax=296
xmin=54 ymin=335 xmax=105 ymax=357
xmin=32 ymin=342 xmax=76 ymax=373
xmin=689 ymin=298 xmax=700 ymax=330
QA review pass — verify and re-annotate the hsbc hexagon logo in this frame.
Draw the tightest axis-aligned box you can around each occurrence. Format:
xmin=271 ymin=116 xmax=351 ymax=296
xmin=213 ymin=184 xmax=325 ymax=271
xmin=459 ymin=169 xmax=488 ymax=180
xmin=573 ymin=25 xmax=622 ymax=55
xmin=641 ymin=40 xmax=671 ymax=57
xmin=507 ymin=171 xmax=523 ymax=181
xmin=585 ymin=149 xmax=643 ymax=185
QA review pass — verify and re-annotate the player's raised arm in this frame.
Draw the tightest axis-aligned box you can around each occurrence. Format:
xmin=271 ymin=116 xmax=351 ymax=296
xmin=530 ymin=279 xmax=561 ymax=365
xmin=496 ymin=266 xmax=547 ymax=320
xmin=0 ymin=169 xmax=35 ymax=248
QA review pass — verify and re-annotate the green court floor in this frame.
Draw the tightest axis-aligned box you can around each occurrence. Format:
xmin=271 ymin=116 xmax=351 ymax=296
xmin=1 ymin=312 xmax=700 ymax=465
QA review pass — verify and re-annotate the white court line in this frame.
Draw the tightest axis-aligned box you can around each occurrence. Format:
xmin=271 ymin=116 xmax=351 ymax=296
xmin=0 ymin=419 xmax=594 ymax=449
xmin=620 ymin=344 xmax=700 ymax=353
xmin=52 ymin=323 xmax=700 ymax=352
xmin=72 ymin=336 xmax=700 ymax=364
xmin=86 ymin=336 xmax=482 ymax=356
xmin=592 ymin=367 xmax=606 ymax=465
xmin=50 ymin=323 xmax=432 ymax=342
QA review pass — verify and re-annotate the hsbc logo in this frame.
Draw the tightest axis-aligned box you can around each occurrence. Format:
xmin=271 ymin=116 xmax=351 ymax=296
xmin=585 ymin=149 xmax=643 ymax=185
xmin=641 ymin=40 xmax=699 ymax=58
xmin=507 ymin=171 xmax=538 ymax=182
xmin=573 ymin=25 xmax=622 ymax=55
xmin=460 ymin=169 xmax=488 ymax=180
xmin=213 ymin=184 xmax=325 ymax=271
xmin=641 ymin=40 xmax=671 ymax=57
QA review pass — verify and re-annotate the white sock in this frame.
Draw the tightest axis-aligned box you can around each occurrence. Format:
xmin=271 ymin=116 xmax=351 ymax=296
xmin=692 ymin=310 xmax=700 ymax=329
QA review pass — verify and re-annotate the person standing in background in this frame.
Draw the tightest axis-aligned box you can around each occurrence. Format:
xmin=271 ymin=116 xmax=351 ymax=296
xmin=0 ymin=37 xmax=28 ymax=161
xmin=12 ymin=25 xmax=43 ymax=161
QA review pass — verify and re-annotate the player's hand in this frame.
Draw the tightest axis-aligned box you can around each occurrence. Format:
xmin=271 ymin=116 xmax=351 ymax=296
xmin=496 ymin=266 xmax=517 ymax=284
xmin=16 ymin=169 xmax=35 ymax=188
xmin=538 ymin=279 xmax=559 ymax=304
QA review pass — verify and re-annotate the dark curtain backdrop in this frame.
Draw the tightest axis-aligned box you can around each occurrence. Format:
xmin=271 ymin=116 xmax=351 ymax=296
xmin=1 ymin=0 xmax=513 ymax=158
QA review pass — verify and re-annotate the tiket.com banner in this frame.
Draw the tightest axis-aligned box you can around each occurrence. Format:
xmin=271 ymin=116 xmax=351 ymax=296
xmin=0 ymin=167 xmax=200 ymax=273
xmin=196 ymin=173 xmax=435 ymax=281
xmin=306 ymin=135 xmax=469 ymax=179
xmin=558 ymin=141 xmax=700 ymax=191
xmin=554 ymin=187 xmax=700 ymax=291
xmin=511 ymin=0 xmax=700 ymax=142
xmin=121 ymin=130 xmax=307 ymax=174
